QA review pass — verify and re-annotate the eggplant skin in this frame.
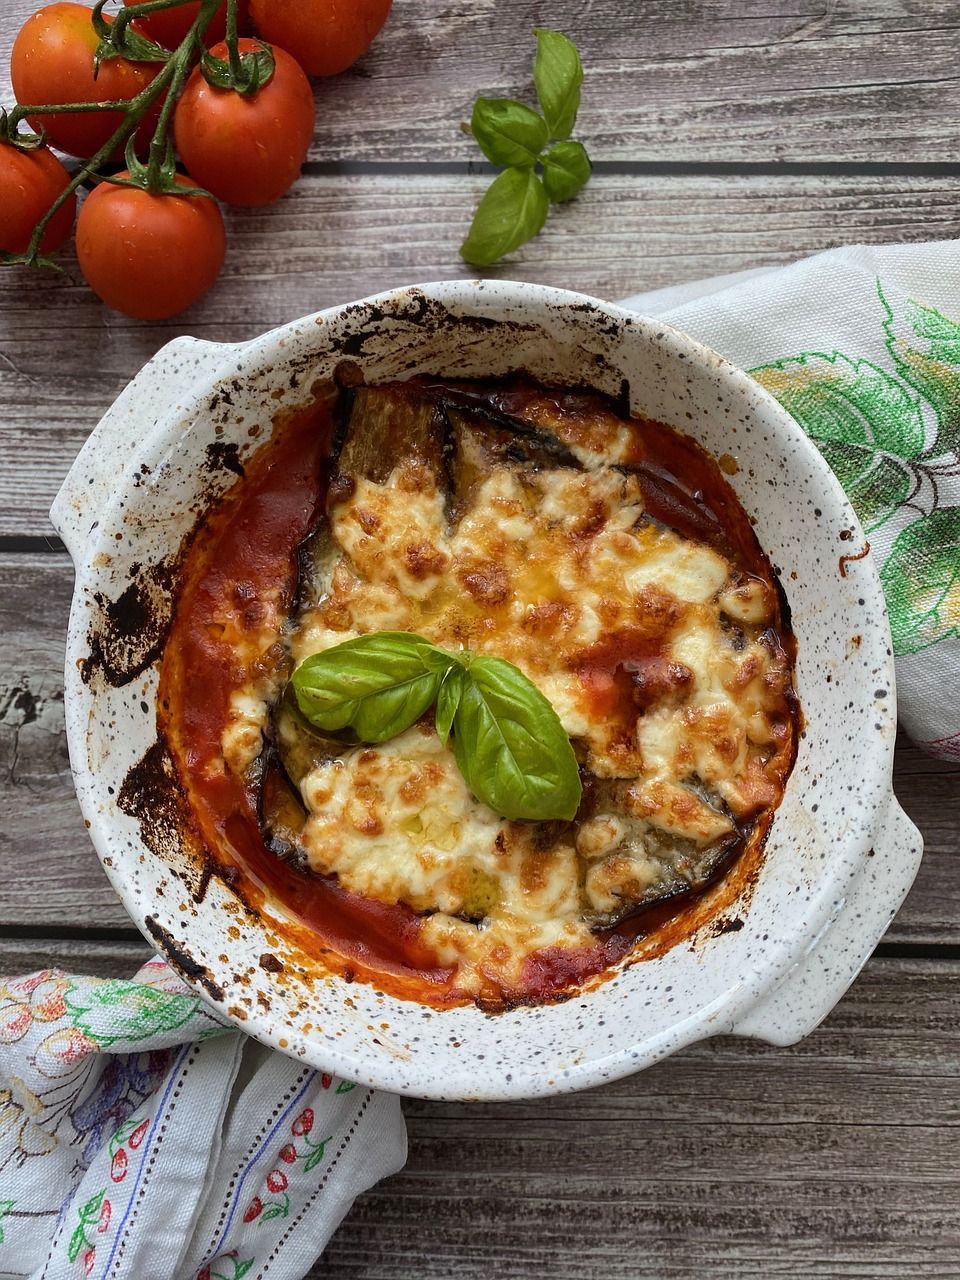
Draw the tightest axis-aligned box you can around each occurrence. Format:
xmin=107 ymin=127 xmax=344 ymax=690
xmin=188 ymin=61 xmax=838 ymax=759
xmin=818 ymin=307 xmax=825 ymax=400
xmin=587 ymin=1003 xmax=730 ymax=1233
xmin=444 ymin=407 xmax=582 ymax=520
xmin=272 ymin=693 xmax=347 ymax=788
xmin=260 ymin=695 xmax=355 ymax=862
xmin=259 ymin=752 xmax=307 ymax=862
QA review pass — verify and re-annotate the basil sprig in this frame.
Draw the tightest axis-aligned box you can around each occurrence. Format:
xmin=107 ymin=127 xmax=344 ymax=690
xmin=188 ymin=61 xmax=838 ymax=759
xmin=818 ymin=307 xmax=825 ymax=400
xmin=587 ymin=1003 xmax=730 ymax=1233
xmin=291 ymin=632 xmax=582 ymax=822
xmin=533 ymin=27 xmax=584 ymax=140
xmin=291 ymin=631 xmax=443 ymax=743
xmin=460 ymin=29 xmax=592 ymax=266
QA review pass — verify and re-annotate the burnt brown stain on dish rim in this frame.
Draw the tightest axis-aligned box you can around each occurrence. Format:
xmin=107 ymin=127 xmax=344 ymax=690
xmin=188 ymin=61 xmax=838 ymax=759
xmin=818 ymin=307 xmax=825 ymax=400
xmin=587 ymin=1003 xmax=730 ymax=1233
xmin=143 ymin=914 xmax=225 ymax=1003
xmin=80 ymin=557 xmax=181 ymax=689
xmin=204 ymin=440 xmax=245 ymax=478
xmin=117 ymin=737 xmax=188 ymax=864
xmin=839 ymin=540 xmax=871 ymax=578
xmin=330 ymin=292 xmax=539 ymax=358
xmin=80 ymin=435 xmax=251 ymax=690
xmin=118 ymin=734 xmax=261 ymax=918
xmin=711 ymin=915 xmax=746 ymax=937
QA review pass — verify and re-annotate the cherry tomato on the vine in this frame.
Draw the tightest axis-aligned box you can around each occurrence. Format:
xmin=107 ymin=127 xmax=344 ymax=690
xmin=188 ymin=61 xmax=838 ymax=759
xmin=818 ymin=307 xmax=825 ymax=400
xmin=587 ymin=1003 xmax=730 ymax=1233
xmin=249 ymin=0 xmax=392 ymax=77
xmin=10 ymin=4 xmax=162 ymax=160
xmin=122 ymin=0 xmax=249 ymax=52
xmin=76 ymin=174 xmax=226 ymax=319
xmin=174 ymin=40 xmax=315 ymax=207
xmin=0 ymin=143 xmax=76 ymax=255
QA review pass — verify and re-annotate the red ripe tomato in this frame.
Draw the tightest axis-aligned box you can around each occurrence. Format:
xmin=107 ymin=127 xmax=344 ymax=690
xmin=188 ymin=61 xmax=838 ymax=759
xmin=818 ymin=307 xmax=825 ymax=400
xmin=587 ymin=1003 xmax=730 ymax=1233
xmin=76 ymin=173 xmax=226 ymax=319
xmin=174 ymin=39 xmax=314 ymax=206
xmin=0 ymin=142 xmax=76 ymax=254
xmin=249 ymin=0 xmax=392 ymax=76
xmin=122 ymin=0 xmax=249 ymax=51
xmin=10 ymin=4 xmax=162 ymax=160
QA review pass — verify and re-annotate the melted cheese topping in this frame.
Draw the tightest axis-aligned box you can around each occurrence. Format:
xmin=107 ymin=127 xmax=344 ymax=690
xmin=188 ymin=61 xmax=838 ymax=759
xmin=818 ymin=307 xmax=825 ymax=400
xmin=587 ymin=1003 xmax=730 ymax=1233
xmin=298 ymin=723 xmax=593 ymax=992
xmin=265 ymin=443 xmax=796 ymax=995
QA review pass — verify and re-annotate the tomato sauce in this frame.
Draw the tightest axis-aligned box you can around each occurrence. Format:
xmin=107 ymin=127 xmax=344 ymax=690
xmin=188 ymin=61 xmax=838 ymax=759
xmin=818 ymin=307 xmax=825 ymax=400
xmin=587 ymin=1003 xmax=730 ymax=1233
xmin=159 ymin=379 xmax=794 ymax=1010
xmin=161 ymin=396 xmax=459 ymax=1001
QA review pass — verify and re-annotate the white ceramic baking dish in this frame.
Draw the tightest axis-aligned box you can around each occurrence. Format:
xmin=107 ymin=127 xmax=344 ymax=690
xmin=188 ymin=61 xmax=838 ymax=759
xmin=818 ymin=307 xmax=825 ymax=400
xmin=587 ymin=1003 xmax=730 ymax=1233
xmin=51 ymin=281 xmax=922 ymax=1100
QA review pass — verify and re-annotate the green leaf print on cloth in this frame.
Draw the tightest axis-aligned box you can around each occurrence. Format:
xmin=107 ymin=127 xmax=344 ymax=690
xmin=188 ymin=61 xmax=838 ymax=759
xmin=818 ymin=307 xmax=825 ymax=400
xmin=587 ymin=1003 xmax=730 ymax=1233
xmin=751 ymin=280 xmax=960 ymax=662
xmin=751 ymin=353 xmax=924 ymax=532
xmin=880 ymin=507 xmax=960 ymax=655
xmin=882 ymin=284 xmax=960 ymax=459
xmin=66 ymin=980 xmax=202 ymax=1048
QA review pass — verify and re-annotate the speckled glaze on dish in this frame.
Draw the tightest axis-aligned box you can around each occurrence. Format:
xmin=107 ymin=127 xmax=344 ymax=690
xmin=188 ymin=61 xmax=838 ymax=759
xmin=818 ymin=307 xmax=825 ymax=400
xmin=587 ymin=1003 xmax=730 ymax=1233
xmin=51 ymin=282 xmax=922 ymax=1101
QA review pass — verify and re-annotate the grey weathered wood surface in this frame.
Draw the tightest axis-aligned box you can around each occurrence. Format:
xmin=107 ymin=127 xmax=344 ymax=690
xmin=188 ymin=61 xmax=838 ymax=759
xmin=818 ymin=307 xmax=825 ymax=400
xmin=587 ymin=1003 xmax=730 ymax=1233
xmin=1 ymin=2 xmax=959 ymax=1276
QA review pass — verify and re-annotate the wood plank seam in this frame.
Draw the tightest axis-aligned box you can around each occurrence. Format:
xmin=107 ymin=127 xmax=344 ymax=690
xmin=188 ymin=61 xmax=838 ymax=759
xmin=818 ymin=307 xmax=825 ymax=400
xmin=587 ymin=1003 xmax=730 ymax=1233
xmin=299 ymin=159 xmax=960 ymax=177
xmin=0 ymin=536 xmax=65 ymax=553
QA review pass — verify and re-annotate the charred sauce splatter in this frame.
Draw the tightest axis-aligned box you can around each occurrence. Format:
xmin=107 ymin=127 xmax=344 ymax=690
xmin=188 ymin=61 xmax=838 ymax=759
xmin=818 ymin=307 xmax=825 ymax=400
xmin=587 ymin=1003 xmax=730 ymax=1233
xmin=160 ymin=377 xmax=798 ymax=1009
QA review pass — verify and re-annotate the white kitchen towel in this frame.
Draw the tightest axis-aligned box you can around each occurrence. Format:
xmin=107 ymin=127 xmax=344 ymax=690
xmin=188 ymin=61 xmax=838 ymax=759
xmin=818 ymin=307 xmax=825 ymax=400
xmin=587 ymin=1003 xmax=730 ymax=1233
xmin=0 ymin=960 xmax=406 ymax=1280
xmin=622 ymin=239 xmax=960 ymax=759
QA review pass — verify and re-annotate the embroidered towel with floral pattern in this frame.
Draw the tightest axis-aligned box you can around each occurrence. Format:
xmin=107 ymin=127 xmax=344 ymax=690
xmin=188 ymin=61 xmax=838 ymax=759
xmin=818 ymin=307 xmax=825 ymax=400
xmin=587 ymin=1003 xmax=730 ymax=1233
xmin=622 ymin=239 xmax=960 ymax=760
xmin=0 ymin=958 xmax=406 ymax=1279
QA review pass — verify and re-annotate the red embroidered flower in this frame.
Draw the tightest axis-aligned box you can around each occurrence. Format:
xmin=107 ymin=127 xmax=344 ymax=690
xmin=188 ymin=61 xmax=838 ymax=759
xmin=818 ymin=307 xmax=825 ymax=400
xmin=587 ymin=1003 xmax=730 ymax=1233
xmin=97 ymin=1199 xmax=112 ymax=1234
xmin=291 ymin=1107 xmax=314 ymax=1136
xmin=321 ymin=1073 xmax=332 ymax=1090
xmin=279 ymin=1143 xmax=297 ymax=1164
xmin=83 ymin=1249 xmax=96 ymax=1276
xmin=128 ymin=1120 xmax=149 ymax=1149
xmin=266 ymin=1168 xmax=288 ymax=1194
xmin=243 ymin=1197 xmax=262 ymax=1223
xmin=110 ymin=1149 xmax=128 ymax=1183
xmin=197 ymin=1268 xmax=211 ymax=1280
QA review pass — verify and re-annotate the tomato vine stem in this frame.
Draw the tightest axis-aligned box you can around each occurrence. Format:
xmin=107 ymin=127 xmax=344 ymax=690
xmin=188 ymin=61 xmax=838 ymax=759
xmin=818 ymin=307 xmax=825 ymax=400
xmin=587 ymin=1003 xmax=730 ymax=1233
xmin=145 ymin=0 xmax=223 ymax=189
xmin=225 ymin=0 xmax=243 ymax=82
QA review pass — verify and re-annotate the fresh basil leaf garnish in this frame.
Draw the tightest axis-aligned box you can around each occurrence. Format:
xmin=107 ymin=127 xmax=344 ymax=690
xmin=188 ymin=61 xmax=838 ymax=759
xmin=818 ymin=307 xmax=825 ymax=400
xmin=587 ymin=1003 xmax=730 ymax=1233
xmin=460 ymin=167 xmax=549 ymax=267
xmin=532 ymin=28 xmax=584 ymax=141
xmin=435 ymin=666 xmax=466 ymax=748
xmin=291 ymin=632 xmax=581 ymax=822
xmin=416 ymin=642 xmax=462 ymax=675
xmin=291 ymin=631 xmax=442 ymax=742
xmin=449 ymin=655 xmax=582 ymax=822
xmin=541 ymin=139 xmax=592 ymax=203
xmin=470 ymin=97 xmax=549 ymax=168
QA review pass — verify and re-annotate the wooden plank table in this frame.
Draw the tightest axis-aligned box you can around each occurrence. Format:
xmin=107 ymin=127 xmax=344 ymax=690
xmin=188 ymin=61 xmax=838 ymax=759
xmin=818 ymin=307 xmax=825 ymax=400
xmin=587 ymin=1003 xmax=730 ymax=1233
xmin=2 ymin=3 xmax=959 ymax=1275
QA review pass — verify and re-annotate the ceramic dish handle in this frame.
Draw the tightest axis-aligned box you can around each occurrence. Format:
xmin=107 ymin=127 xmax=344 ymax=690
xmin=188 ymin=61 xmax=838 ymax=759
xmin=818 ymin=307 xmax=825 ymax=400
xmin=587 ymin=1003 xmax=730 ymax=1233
xmin=50 ymin=336 xmax=238 ymax=560
xmin=731 ymin=798 xmax=922 ymax=1046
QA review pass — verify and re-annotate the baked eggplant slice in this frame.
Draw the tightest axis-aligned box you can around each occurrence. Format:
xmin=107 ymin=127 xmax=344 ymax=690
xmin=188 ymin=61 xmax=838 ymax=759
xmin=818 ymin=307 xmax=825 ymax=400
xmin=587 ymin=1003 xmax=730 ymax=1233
xmin=331 ymin=384 xmax=449 ymax=492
